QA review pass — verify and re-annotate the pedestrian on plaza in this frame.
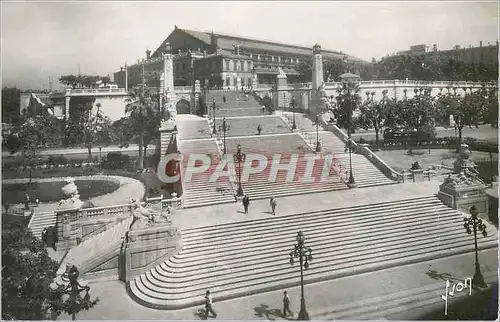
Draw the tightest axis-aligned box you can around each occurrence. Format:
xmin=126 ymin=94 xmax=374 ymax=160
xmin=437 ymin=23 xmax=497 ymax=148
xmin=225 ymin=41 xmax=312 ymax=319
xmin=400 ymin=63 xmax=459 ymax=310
xmin=24 ymin=193 xmax=31 ymax=211
xmin=270 ymin=196 xmax=277 ymax=215
xmin=205 ymin=290 xmax=217 ymax=318
xmin=257 ymin=124 xmax=262 ymax=135
xmin=245 ymin=93 xmax=249 ymax=101
xmin=242 ymin=195 xmax=250 ymax=214
xmin=223 ymin=94 xmax=226 ymax=103
xmin=283 ymin=291 xmax=293 ymax=317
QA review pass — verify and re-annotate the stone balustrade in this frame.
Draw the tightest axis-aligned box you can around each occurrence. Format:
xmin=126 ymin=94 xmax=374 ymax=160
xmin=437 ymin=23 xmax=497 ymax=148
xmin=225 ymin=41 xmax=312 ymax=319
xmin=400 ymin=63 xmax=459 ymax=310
xmin=65 ymin=88 xmax=127 ymax=96
xmin=174 ymin=86 xmax=193 ymax=92
xmin=79 ymin=203 xmax=133 ymax=219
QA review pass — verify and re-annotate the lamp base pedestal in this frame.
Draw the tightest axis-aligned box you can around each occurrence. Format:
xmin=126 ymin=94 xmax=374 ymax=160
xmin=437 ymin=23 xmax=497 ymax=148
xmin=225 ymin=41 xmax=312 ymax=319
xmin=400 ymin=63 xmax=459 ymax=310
xmin=297 ymin=298 xmax=309 ymax=320
xmin=473 ymin=263 xmax=487 ymax=288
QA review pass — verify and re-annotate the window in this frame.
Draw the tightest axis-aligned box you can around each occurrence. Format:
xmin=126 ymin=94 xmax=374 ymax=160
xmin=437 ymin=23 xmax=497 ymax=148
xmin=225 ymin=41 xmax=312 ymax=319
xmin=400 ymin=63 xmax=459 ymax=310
xmin=248 ymin=61 xmax=252 ymax=70
xmin=248 ymin=78 xmax=252 ymax=86
xmin=212 ymin=60 xmax=216 ymax=70
xmin=226 ymin=77 xmax=230 ymax=86
xmin=182 ymin=63 xmax=186 ymax=71
xmin=225 ymin=60 xmax=230 ymax=70
xmin=242 ymin=78 xmax=245 ymax=86
xmin=241 ymin=61 xmax=245 ymax=71
xmin=236 ymin=61 xmax=240 ymax=71
xmin=234 ymin=77 xmax=238 ymax=87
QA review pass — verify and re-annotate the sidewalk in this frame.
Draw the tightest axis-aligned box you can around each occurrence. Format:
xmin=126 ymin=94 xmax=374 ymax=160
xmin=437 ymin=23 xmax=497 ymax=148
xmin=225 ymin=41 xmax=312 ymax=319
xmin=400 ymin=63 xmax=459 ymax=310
xmin=173 ymin=181 xmax=442 ymax=230
xmin=58 ymin=248 xmax=498 ymax=320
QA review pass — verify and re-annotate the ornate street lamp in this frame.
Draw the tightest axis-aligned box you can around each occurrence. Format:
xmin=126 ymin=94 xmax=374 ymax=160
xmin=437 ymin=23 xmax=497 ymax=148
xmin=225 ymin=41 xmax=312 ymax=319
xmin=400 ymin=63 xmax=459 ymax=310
xmin=233 ymin=143 xmax=246 ymax=197
xmin=338 ymin=73 xmax=359 ymax=188
xmin=312 ymin=114 xmax=321 ymax=152
xmin=212 ymin=98 xmax=218 ymax=134
xmin=463 ymin=205 xmax=488 ymax=288
xmin=219 ymin=117 xmax=230 ymax=155
xmin=59 ymin=265 xmax=95 ymax=320
xmin=290 ymin=96 xmax=297 ymax=130
xmin=289 ymin=231 xmax=313 ymax=320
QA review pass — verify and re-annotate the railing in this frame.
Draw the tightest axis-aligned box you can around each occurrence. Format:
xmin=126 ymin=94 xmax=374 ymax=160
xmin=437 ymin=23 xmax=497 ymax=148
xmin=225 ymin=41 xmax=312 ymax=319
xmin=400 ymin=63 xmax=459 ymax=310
xmin=161 ymin=197 xmax=183 ymax=209
xmin=323 ymin=80 xmax=485 ymax=88
xmin=65 ymin=88 xmax=127 ymax=95
xmin=79 ymin=203 xmax=133 ymax=219
xmin=174 ymin=86 xmax=193 ymax=92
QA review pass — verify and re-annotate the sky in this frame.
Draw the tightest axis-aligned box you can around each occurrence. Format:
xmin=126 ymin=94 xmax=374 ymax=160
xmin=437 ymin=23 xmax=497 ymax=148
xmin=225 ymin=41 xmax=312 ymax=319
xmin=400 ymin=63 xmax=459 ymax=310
xmin=1 ymin=1 xmax=498 ymax=90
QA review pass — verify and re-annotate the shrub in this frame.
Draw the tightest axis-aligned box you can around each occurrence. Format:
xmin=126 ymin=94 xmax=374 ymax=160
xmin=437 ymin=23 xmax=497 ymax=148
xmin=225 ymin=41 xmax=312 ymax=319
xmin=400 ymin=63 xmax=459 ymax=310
xmin=103 ymin=152 xmax=130 ymax=169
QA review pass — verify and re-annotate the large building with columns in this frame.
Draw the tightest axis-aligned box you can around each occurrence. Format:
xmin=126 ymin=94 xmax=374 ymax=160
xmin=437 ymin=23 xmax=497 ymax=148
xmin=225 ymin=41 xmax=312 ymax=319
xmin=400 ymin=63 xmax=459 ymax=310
xmin=113 ymin=26 xmax=365 ymax=90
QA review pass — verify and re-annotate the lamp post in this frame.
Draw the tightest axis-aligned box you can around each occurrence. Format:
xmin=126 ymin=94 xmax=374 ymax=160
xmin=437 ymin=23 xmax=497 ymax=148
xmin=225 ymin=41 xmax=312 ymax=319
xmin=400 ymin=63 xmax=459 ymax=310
xmin=489 ymin=152 xmax=493 ymax=183
xmin=219 ymin=117 xmax=230 ymax=155
xmin=313 ymin=114 xmax=321 ymax=152
xmin=60 ymin=265 xmax=93 ymax=320
xmin=463 ymin=205 xmax=488 ymax=288
xmin=233 ymin=144 xmax=246 ymax=197
xmin=291 ymin=96 xmax=297 ymax=130
xmin=212 ymin=98 xmax=217 ymax=134
xmin=289 ymin=231 xmax=313 ymax=320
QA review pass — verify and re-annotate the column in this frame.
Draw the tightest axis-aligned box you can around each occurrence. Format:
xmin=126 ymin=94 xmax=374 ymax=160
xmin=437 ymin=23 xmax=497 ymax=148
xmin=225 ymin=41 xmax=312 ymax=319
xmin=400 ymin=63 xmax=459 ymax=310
xmin=65 ymin=96 xmax=71 ymax=122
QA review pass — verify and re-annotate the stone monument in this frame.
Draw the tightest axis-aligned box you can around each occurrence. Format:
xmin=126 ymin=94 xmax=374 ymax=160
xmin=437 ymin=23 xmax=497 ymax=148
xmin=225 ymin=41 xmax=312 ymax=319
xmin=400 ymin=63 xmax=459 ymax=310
xmin=312 ymin=43 xmax=324 ymax=90
xmin=161 ymin=42 xmax=177 ymax=123
xmin=438 ymin=144 xmax=488 ymax=214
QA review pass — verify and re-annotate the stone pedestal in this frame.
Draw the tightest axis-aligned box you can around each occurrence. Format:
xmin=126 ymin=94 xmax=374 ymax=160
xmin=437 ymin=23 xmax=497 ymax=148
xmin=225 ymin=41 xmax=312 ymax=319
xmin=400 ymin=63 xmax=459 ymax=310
xmin=55 ymin=207 xmax=81 ymax=251
xmin=438 ymin=173 xmax=488 ymax=214
xmin=122 ymin=224 xmax=182 ymax=282
xmin=410 ymin=169 xmax=424 ymax=182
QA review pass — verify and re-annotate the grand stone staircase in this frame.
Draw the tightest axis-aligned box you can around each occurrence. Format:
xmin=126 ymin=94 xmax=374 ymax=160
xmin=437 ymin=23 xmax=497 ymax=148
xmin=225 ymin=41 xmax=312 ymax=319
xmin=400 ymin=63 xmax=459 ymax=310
xmin=213 ymin=116 xmax=291 ymax=137
xmin=128 ymin=195 xmax=498 ymax=309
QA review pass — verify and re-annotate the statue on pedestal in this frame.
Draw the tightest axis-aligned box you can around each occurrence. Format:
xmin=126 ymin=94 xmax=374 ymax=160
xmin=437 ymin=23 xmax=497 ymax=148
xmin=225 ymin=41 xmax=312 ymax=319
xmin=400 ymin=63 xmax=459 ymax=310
xmin=58 ymin=177 xmax=83 ymax=210
xmin=130 ymin=199 xmax=171 ymax=230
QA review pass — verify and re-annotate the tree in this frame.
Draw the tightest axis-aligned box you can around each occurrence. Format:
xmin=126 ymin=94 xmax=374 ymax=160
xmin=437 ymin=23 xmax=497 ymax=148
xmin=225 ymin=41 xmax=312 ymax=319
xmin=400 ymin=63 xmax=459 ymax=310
xmin=18 ymin=113 xmax=60 ymax=183
xmin=296 ymin=57 xmax=312 ymax=83
xmin=435 ymin=86 xmax=479 ymax=152
xmin=125 ymin=85 xmax=158 ymax=169
xmin=323 ymin=58 xmax=348 ymax=82
xmin=358 ymin=89 xmax=389 ymax=147
xmin=334 ymin=80 xmax=362 ymax=133
xmin=1 ymin=217 xmax=99 ymax=320
xmin=2 ymin=87 xmax=22 ymax=125
xmin=83 ymin=103 xmax=115 ymax=162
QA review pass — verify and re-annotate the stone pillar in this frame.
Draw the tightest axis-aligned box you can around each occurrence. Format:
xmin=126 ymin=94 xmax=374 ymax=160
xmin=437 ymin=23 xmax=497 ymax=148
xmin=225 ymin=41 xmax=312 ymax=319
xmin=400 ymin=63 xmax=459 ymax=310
xmin=163 ymin=43 xmax=177 ymax=120
xmin=236 ymin=77 xmax=242 ymax=90
xmin=65 ymin=95 xmax=71 ymax=122
xmin=192 ymin=80 xmax=201 ymax=114
xmin=276 ymin=67 xmax=288 ymax=109
xmin=312 ymin=43 xmax=324 ymax=90
xmin=252 ymin=73 xmax=258 ymax=89
xmin=301 ymin=91 xmax=309 ymax=112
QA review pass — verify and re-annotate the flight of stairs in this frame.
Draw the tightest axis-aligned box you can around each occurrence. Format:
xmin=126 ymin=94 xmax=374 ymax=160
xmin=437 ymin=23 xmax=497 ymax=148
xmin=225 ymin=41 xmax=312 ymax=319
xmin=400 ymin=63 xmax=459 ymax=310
xmin=334 ymin=153 xmax=397 ymax=187
xmin=176 ymin=117 xmax=212 ymax=140
xmin=235 ymin=155 xmax=347 ymax=200
xmin=213 ymin=116 xmax=291 ymax=137
xmin=208 ymin=91 xmax=266 ymax=117
xmin=58 ymin=216 xmax=133 ymax=275
xmin=177 ymin=139 xmax=235 ymax=208
xmin=28 ymin=211 xmax=56 ymax=239
xmin=128 ymin=196 xmax=498 ymax=309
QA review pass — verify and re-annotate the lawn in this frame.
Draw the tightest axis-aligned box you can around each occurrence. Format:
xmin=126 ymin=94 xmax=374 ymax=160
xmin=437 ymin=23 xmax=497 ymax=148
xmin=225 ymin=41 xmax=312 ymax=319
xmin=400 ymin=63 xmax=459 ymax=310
xmin=374 ymin=149 xmax=498 ymax=176
xmin=2 ymin=180 xmax=120 ymax=204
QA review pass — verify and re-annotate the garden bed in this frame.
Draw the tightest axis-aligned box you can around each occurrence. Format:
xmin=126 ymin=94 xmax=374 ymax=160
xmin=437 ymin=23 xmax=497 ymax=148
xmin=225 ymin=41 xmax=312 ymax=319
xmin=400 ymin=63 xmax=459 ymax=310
xmin=2 ymin=180 xmax=120 ymax=204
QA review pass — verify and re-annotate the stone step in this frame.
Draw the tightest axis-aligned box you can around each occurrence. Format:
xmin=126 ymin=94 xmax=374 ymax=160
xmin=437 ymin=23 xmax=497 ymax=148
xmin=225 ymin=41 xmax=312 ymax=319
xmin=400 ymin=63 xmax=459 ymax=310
xmin=129 ymin=196 xmax=498 ymax=309
xmin=29 ymin=212 xmax=57 ymax=239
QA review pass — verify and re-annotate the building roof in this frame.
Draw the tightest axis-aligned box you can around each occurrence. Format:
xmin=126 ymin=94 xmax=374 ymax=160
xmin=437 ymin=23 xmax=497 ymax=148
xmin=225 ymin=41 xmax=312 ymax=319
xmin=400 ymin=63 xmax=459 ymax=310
xmin=178 ymin=28 xmax=365 ymax=63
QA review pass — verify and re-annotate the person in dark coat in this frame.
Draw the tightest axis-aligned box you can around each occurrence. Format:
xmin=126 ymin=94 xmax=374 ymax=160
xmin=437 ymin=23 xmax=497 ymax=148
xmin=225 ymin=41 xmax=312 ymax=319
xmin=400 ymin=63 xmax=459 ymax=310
xmin=257 ymin=124 xmax=262 ymax=135
xmin=205 ymin=290 xmax=217 ymax=318
xmin=283 ymin=291 xmax=293 ymax=316
xmin=270 ymin=196 xmax=277 ymax=215
xmin=24 ymin=193 xmax=31 ymax=210
xmin=223 ymin=94 xmax=226 ymax=103
xmin=242 ymin=195 xmax=250 ymax=214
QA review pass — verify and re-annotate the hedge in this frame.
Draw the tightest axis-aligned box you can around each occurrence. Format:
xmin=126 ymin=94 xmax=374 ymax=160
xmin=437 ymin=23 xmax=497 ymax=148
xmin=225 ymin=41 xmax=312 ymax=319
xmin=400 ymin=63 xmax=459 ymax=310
xmin=362 ymin=136 xmax=498 ymax=153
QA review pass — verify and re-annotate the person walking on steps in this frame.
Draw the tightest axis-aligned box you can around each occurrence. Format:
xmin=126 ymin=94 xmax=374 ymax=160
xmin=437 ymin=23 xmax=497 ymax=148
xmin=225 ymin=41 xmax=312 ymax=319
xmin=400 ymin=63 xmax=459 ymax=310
xmin=283 ymin=291 xmax=293 ymax=317
xmin=223 ymin=94 xmax=226 ymax=103
xmin=257 ymin=124 xmax=262 ymax=135
xmin=242 ymin=195 xmax=250 ymax=214
xmin=205 ymin=290 xmax=217 ymax=318
xmin=270 ymin=196 xmax=277 ymax=215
